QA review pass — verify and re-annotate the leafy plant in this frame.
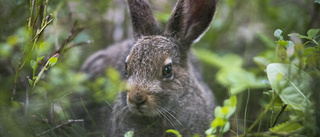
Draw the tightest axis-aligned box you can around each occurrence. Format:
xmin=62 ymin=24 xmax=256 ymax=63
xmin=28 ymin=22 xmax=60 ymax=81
xmin=194 ymin=49 xmax=267 ymax=95
xmin=206 ymin=95 xmax=237 ymax=137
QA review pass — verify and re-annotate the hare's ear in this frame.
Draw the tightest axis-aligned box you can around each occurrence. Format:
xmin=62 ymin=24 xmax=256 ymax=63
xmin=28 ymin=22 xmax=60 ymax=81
xmin=164 ymin=0 xmax=218 ymax=45
xmin=127 ymin=0 xmax=160 ymax=39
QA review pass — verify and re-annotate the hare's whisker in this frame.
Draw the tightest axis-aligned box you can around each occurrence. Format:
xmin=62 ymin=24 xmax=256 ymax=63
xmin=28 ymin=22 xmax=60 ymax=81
xmin=157 ymin=109 xmax=177 ymax=130
xmin=114 ymin=106 xmax=128 ymax=120
xmin=119 ymin=108 xmax=129 ymax=124
xmin=161 ymin=107 xmax=182 ymax=127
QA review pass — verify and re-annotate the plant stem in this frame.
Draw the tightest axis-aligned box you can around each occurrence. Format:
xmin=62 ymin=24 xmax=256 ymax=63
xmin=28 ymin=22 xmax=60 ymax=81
xmin=246 ymin=97 xmax=276 ymax=133
xmin=243 ymin=89 xmax=250 ymax=133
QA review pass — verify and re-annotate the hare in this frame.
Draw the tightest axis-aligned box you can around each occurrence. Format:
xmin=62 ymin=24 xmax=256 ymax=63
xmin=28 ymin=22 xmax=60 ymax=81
xmin=81 ymin=0 xmax=219 ymax=136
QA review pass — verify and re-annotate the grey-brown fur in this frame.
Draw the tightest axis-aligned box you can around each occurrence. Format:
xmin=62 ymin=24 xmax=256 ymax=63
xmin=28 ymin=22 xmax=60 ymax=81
xmin=82 ymin=0 xmax=219 ymax=136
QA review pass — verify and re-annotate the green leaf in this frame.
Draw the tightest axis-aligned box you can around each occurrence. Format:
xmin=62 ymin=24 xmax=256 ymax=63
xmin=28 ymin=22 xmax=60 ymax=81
xmin=214 ymin=106 xmax=222 ymax=118
xmin=288 ymin=33 xmax=309 ymax=40
xmin=37 ymin=56 xmax=45 ymax=62
xmin=124 ymin=131 xmax=134 ymax=137
xmin=28 ymin=78 xmax=33 ymax=86
xmin=211 ymin=117 xmax=227 ymax=128
xmin=269 ymin=121 xmax=302 ymax=133
xmin=205 ymin=127 xmax=217 ymax=135
xmin=304 ymin=47 xmax=318 ymax=56
xmin=316 ymin=0 xmax=320 ymax=3
xmin=307 ymin=29 xmax=319 ymax=39
xmin=194 ymin=49 xmax=243 ymax=68
xmin=221 ymin=122 xmax=230 ymax=133
xmin=48 ymin=57 xmax=58 ymax=67
xmin=166 ymin=129 xmax=182 ymax=137
xmin=276 ymin=40 xmax=288 ymax=47
xmin=216 ymin=69 xmax=266 ymax=95
xmin=274 ymin=29 xmax=283 ymax=40
xmin=266 ymin=63 xmax=312 ymax=111
xmin=30 ymin=60 xmax=37 ymax=69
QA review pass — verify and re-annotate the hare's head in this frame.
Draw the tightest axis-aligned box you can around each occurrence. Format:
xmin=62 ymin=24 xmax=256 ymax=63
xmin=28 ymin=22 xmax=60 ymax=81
xmin=123 ymin=0 xmax=218 ymax=116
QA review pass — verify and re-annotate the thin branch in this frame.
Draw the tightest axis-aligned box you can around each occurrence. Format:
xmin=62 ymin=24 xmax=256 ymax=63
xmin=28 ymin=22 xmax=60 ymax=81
xmin=36 ymin=119 xmax=84 ymax=136
xmin=55 ymin=21 xmax=84 ymax=55
xmin=31 ymin=18 xmax=53 ymax=42
xmin=32 ymin=53 xmax=60 ymax=90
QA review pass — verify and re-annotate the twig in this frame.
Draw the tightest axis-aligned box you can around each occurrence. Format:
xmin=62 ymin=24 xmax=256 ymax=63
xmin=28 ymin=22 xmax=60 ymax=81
xmin=31 ymin=18 xmax=53 ymax=42
xmin=32 ymin=53 xmax=60 ymax=90
xmin=272 ymin=104 xmax=287 ymax=127
xmin=63 ymin=40 xmax=93 ymax=52
xmin=54 ymin=21 xmax=84 ymax=55
xmin=36 ymin=119 xmax=84 ymax=136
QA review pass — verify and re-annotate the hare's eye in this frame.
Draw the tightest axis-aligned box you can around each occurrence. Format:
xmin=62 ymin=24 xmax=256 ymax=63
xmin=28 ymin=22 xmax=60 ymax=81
xmin=162 ymin=64 xmax=173 ymax=78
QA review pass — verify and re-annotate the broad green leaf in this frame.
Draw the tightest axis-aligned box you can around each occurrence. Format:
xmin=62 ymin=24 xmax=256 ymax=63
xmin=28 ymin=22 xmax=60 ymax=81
xmin=216 ymin=69 xmax=266 ymax=95
xmin=166 ymin=129 xmax=182 ymax=137
xmin=274 ymin=29 xmax=283 ymax=40
xmin=307 ymin=29 xmax=319 ymax=39
xmin=266 ymin=63 xmax=312 ymax=111
xmin=30 ymin=60 xmax=37 ymax=69
xmin=124 ymin=131 xmax=134 ymax=137
xmin=269 ymin=121 xmax=302 ymax=133
xmin=194 ymin=49 xmax=243 ymax=68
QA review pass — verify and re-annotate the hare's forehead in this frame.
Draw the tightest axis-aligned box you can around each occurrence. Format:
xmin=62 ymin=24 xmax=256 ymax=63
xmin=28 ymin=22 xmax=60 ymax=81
xmin=127 ymin=37 xmax=176 ymax=63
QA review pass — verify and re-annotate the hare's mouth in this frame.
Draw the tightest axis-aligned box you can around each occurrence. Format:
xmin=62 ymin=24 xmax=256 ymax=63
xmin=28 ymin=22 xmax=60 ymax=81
xmin=127 ymin=102 xmax=159 ymax=116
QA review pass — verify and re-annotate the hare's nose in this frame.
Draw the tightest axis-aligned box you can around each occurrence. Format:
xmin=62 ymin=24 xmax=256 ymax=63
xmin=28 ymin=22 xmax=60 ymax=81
xmin=129 ymin=92 xmax=147 ymax=106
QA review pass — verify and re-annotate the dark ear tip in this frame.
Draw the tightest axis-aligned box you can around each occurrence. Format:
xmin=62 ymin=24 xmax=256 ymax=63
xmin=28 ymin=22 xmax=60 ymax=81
xmin=127 ymin=0 xmax=160 ymax=39
xmin=164 ymin=0 xmax=219 ymax=43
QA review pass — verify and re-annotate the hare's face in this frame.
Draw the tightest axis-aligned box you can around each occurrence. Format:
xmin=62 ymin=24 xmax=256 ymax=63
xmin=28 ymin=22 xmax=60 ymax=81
xmin=124 ymin=36 xmax=187 ymax=116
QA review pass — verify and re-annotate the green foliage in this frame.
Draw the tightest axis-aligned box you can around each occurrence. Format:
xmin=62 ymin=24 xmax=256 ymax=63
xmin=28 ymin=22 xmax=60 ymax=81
xmin=246 ymin=28 xmax=319 ymax=136
xmin=206 ymin=95 xmax=237 ymax=137
xmin=88 ymin=67 xmax=123 ymax=102
xmin=266 ymin=63 xmax=312 ymax=111
xmin=269 ymin=121 xmax=303 ymax=133
xmin=1 ymin=0 xmax=319 ymax=137
xmin=195 ymin=49 xmax=267 ymax=95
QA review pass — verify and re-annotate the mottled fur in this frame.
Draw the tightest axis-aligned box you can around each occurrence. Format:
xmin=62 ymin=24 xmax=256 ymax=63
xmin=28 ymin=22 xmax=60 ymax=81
xmin=82 ymin=0 xmax=219 ymax=136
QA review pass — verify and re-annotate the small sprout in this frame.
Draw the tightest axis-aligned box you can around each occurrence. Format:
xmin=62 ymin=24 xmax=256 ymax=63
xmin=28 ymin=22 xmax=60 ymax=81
xmin=274 ymin=29 xmax=283 ymax=40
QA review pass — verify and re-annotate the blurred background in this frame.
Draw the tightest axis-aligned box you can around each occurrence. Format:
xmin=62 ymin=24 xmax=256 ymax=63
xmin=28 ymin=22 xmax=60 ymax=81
xmin=0 ymin=0 xmax=319 ymax=136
